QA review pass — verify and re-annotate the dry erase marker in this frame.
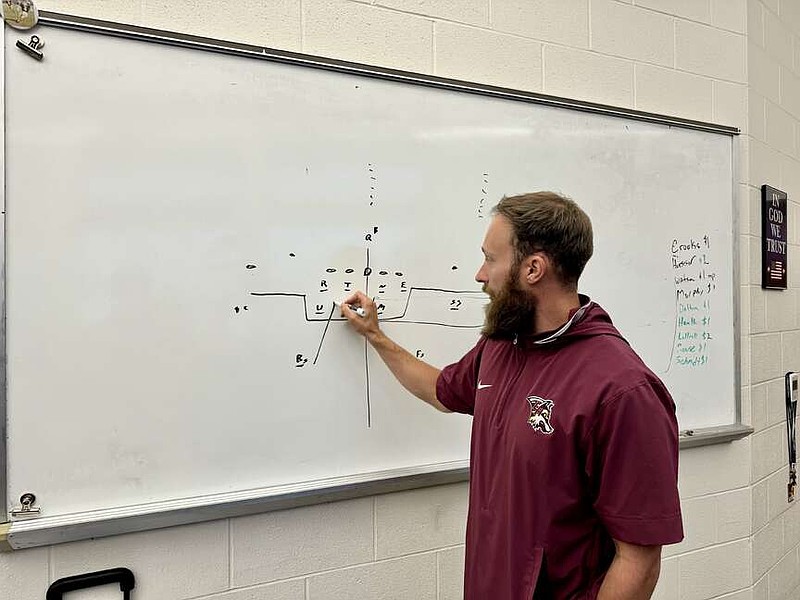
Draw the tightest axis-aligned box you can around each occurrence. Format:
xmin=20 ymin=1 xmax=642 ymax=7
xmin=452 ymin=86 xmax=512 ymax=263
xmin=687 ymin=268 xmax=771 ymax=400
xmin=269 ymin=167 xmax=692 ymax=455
xmin=335 ymin=301 xmax=366 ymax=317
xmin=347 ymin=304 xmax=366 ymax=317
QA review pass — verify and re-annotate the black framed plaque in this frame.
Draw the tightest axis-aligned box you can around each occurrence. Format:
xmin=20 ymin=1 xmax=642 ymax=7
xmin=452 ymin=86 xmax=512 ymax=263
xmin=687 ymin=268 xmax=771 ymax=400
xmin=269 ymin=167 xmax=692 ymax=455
xmin=762 ymin=185 xmax=788 ymax=289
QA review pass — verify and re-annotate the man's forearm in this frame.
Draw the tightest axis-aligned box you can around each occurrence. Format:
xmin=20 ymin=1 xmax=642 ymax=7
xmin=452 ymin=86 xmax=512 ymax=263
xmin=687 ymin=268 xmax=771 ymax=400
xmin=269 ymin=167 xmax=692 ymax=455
xmin=597 ymin=547 xmax=660 ymax=600
xmin=366 ymin=329 xmax=449 ymax=412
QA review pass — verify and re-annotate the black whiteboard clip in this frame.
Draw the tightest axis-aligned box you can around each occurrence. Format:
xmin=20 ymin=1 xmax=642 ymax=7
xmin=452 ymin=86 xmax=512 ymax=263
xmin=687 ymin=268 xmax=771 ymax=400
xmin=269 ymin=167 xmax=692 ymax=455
xmin=16 ymin=34 xmax=43 ymax=60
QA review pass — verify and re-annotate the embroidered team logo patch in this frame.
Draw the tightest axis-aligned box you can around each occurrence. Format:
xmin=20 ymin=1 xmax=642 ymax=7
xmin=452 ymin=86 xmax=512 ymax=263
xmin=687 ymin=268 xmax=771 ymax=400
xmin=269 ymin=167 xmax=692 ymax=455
xmin=526 ymin=396 xmax=555 ymax=435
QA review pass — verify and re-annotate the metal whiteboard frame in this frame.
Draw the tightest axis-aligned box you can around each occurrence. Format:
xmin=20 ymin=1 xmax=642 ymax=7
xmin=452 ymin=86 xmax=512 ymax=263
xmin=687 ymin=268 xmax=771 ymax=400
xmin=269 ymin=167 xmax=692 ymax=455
xmin=0 ymin=12 xmax=750 ymax=548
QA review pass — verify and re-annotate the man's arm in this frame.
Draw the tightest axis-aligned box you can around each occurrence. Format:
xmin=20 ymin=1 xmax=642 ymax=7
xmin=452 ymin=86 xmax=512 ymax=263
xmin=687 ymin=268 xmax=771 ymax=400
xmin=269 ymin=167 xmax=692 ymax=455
xmin=597 ymin=540 xmax=662 ymax=600
xmin=341 ymin=291 xmax=450 ymax=412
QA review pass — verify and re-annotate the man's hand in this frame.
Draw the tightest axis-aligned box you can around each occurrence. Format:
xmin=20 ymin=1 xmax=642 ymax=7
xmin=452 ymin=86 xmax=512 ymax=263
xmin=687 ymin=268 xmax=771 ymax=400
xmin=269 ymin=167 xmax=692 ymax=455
xmin=339 ymin=290 xmax=449 ymax=412
xmin=340 ymin=291 xmax=381 ymax=341
xmin=597 ymin=540 xmax=662 ymax=600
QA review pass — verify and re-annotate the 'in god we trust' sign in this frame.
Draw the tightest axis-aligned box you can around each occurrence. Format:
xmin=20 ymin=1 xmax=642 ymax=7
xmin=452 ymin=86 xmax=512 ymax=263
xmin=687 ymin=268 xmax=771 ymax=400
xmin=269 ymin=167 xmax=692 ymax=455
xmin=762 ymin=185 xmax=788 ymax=290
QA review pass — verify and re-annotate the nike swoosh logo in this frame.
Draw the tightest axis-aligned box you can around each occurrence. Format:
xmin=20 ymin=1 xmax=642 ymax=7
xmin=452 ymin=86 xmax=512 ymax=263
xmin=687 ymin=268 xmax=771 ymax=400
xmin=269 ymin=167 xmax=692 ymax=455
xmin=477 ymin=382 xmax=492 ymax=390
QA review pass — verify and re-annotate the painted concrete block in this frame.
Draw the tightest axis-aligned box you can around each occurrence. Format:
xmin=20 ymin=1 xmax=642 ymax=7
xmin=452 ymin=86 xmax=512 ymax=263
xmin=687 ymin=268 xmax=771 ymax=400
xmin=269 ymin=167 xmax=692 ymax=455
xmin=751 ymin=333 xmax=785 ymax=383
xmin=231 ymin=498 xmax=373 ymax=586
xmin=651 ymin=557 xmax=678 ymax=600
xmin=675 ymin=20 xmax=746 ymax=82
xmin=677 ymin=539 xmax=751 ymax=600
xmin=748 ymin=42 xmax=781 ymax=104
xmin=492 ymin=0 xmax=589 ymax=47
xmin=750 ymin=238 xmax=766 ymax=290
xmin=51 ymin=521 xmax=228 ymax=600
xmin=753 ymin=478 xmax=770 ymax=536
xmin=784 ymin=330 xmax=800 ymax=375
xmin=767 ymin=546 xmax=800 ymax=600
xmin=784 ymin=501 xmax=800 ymax=553
xmin=767 ymin=378 xmax=788 ymax=429
xmin=767 ymin=468 xmax=792 ymax=522
xmin=765 ymin=287 xmax=797 ymax=331
xmin=435 ymin=22 xmax=542 ymax=91
xmin=204 ymin=580 xmax=306 ymax=600
xmin=749 ymin=91 xmax=767 ymax=142
xmin=635 ymin=0 xmax=711 ymax=23
xmin=139 ymin=0 xmax=302 ymax=49
xmin=741 ymin=186 xmax=758 ymax=237
xmin=591 ymin=0 xmax=673 ymax=66
xmin=679 ymin=439 xmax=751 ymax=497
xmin=543 ymin=46 xmax=633 ymax=108
xmin=375 ymin=483 xmax=468 ymax=559
xmin=711 ymin=0 xmax=747 ymax=33
xmin=753 ymin=573 xmax=768 ymax=600
xmin=717 ymin=488 xmax=752 ymax=541
xmin=747 ymin=0 xmax=765 ymax=47
xmin=0 ymin=547 xmax=49 ymax=600
xmin=303 ymin=0 xmax=433 ymax=73
xmin=749 ymin=141 xmax=782 ymax=202
xmin=781 ymin=0 xmax=800 ymax=35
xmin=765 ymin=101 xmax=797 ymax=157
xmin=752 ymin=424 xmax=785 ymax=483
xmin=38 ymin=0 xmax=142 ymax=23
xmin=713 ymin=81 xmax=747 ymax=131
xmin=761 ymin=0 xmax=779 ymax=15
xmin=751 ymin=381 xmax=769 ymax=432
xmin=634 ymin=64 xmax=713 ymax=121
xmin=438 ymin=546 xmax=465 ymax=600
xmin=714 ymin=588 xmax=753 ymax=600
xmin=306 ymin=553 xmax=437 ymax=600
xmin=664 ymin=495 xmax=717 ymax=557
xmin=742 ymin=334 xmax=752 ymax=388
xmin=764 ymin=9 xmax=794 ymax=67
xmin=739 ymin=135 xmax=751 ymax=184
xmin=753 ymin=515 xmax=784 ymax=580
xmin=375 ymin=0 xmax=489 ymax=26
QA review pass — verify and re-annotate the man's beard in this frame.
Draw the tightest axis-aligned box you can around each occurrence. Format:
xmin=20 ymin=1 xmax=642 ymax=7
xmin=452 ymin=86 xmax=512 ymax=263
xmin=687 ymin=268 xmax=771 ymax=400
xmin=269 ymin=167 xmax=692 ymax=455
xmin=481 ymin=270 xmax=537 ymax=340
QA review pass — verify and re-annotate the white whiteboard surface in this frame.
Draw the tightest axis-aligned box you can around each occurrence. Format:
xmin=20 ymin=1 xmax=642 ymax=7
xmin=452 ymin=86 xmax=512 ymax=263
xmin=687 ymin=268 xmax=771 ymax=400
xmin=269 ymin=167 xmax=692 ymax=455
xmin=4 ymin=23 xmax=738 ymax=533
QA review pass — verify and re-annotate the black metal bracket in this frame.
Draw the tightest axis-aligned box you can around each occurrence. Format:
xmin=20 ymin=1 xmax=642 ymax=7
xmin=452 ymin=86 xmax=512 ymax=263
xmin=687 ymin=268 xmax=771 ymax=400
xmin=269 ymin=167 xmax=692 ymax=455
xmin=46 ymin=567 xmax=135 ymax=600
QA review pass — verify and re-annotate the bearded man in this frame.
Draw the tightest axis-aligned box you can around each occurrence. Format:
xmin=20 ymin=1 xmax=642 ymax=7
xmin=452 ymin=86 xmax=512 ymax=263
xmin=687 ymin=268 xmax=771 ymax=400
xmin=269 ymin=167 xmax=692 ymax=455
xmin=341 ymin=191 xmax=683 ymax=600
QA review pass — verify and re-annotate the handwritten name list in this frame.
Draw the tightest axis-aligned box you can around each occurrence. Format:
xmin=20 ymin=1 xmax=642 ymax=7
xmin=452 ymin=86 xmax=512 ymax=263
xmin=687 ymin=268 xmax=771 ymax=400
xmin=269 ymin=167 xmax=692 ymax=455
xmin=671 ymin=235 xmax=716 ymax=368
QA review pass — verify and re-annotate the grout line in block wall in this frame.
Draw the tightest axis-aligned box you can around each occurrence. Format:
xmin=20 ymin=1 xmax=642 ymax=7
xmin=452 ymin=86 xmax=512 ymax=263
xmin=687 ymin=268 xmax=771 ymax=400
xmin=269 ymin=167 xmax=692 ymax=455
xmin=186 ymin=576 xmax=309 ymax=600
xmin=436 ymin=550 xmax=441 ymax=600
xmin=541 ymin=44 xmax=546 ymax=91
xmin=299 ymin=0 xmax=305 ymax=54
xmin=587 ymin=0 xmax=592 ymax=50
xmin=487 ymin=0 xmax=492 ymax=27
xmin=672 ymin=17 xmax=677 ymax=70
xmin=431 ymin=19 xmax=437 ymax=76
xmin=668 ymin=535 xmax=750 ymax=560
xmin=228 ymin=518 xmax=233 ymax=589
xmin=373 ymin=496 xmax=378 ymax=561
xmin=186 ymin=545 xmax=468 ymax=598
xmin=680 ymin=483 xmax=752 ymax=503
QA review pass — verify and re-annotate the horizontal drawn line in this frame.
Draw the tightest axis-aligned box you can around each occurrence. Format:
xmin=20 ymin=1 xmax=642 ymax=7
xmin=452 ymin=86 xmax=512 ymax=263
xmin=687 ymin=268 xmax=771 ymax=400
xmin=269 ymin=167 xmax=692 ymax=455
xmin=248 ymin=287 xmax=484 ymax=325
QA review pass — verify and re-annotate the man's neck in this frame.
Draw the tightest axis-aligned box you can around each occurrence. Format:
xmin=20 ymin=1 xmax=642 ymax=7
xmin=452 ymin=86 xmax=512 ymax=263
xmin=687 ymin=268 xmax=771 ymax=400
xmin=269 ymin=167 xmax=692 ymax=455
xmin=532 ymin=291 xmax=582 ymax=336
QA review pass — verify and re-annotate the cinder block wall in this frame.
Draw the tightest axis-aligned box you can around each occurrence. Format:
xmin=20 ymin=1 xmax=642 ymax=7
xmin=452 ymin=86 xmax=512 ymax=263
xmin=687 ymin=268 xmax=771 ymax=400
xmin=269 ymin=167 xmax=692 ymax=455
xmin=1 ymin=1 xmax=798 ymax=599
xmin=747 ymin=3 xmax=800 ymax=600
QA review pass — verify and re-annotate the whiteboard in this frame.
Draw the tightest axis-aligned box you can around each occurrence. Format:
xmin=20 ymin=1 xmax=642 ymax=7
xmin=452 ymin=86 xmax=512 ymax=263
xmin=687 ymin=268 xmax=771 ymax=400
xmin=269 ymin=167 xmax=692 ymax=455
xmin=3 ymin=21 xmax=739 ymax=538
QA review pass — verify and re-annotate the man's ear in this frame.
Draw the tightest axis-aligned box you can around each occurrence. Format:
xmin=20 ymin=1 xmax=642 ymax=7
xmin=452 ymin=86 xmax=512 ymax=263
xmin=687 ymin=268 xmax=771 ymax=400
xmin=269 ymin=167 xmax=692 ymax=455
xmin=522 ymin=253 xmax=547 ymax=286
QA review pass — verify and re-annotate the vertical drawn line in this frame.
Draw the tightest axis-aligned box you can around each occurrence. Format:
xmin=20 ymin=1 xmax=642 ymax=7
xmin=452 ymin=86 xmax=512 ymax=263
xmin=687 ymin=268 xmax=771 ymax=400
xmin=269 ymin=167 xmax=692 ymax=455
xmin=312 ymin=302 xmax=336 ymax=365
xmin=365 ymin=247 xmax=371 ymax=296
xmin=364 ymin=245 xmax=372 ymax=427
xmin=365 ymin=337 xmax=372 ymax=428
